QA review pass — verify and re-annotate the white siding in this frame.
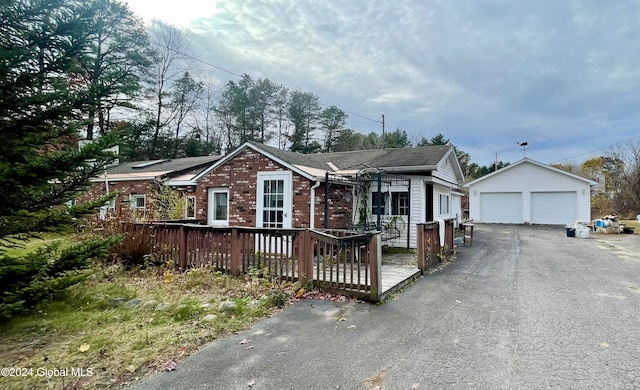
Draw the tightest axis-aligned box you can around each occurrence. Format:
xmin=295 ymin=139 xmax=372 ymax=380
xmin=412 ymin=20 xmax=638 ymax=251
xmin=359 ymin=173 xmax=459 ymax=249
xmin=451 ymin=193 xmax=462 ymax=227
xmin=468 ymin=161 xmax=592 ymax=224
xmin=434 ymin=153 xmax=458 ymax=185
xmin=378 ymin=175 xmax=424 ymax=248
xmin=409 ymin=176 xmax=425 ymax=249
xmin=433 ymin=184 xmax=454 ymax=219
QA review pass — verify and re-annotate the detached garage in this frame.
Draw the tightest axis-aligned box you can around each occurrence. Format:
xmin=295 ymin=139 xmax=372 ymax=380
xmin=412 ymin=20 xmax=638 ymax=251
xmin=464 ymin=158 xmax=597 ymax=225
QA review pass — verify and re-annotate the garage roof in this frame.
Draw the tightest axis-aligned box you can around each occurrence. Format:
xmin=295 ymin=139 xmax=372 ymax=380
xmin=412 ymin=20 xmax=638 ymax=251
xmin=463 ymin=158 xmax=598 ymax=187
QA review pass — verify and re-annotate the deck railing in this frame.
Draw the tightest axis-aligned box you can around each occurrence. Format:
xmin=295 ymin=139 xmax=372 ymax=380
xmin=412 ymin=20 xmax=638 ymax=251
xmin=141 ymin=223 xmax=382 ymax=301
xmin=416 ymin=218 xmax=455 ymax=273
xmin=308 ymin=229 xmax=381 ymax=300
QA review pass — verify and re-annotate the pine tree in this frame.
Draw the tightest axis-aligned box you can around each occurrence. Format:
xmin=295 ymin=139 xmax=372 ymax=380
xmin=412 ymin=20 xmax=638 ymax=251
xmin=0 ymin=0 xmax=122 ymax=321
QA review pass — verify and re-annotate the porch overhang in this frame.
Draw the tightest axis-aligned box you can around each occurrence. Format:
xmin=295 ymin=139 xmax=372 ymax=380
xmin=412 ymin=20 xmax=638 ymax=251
xmin=423 ymin=176 xmax=460 ymax=187
xmin=367 ymin=165 xmax=438 ymax=173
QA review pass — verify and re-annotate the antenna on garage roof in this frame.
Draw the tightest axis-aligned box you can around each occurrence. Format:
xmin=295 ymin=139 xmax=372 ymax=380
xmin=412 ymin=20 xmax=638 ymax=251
xmin=517 ymin=141 xmax=528 ymax=158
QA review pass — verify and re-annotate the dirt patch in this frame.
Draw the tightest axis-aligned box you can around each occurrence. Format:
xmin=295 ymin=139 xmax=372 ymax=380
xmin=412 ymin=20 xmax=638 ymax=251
xmin=363 ymin=369 xmax=387 ymax=389
xmin=590 ymin=230 xmax=640 ymax=263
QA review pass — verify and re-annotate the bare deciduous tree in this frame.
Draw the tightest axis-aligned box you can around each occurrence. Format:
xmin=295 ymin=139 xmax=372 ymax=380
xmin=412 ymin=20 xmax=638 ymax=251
xmin=604 ymin=139 xmax=640 ymax=218
xmin=148 ymin=22 xmax=188 ymax=158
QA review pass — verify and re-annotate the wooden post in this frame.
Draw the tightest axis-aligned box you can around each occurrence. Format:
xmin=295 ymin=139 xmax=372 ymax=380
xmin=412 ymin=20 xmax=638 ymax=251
xmin=231 ymin=228 xmax=241 ymax=276
xmin=304 ymin=230 xmax=313 ymax=282
xmin=417 ymin=224 xmax=425 ymax=273
xmin=297 ymin=230 xmax=308 ymax=283
xmin=178 ymin=225 xmax=188 ymax=269
xmin=369 ymin=232 xmax=382 ymax=301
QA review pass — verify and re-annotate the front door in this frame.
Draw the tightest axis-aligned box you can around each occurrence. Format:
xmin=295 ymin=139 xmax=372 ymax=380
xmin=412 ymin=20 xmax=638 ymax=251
xmin=256 ymin=172 xmax=293 ymax=256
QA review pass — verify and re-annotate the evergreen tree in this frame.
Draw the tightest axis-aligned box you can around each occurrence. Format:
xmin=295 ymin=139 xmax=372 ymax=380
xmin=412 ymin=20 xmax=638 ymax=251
xmin=288 ymin=90 xmax=321 ymax=153
xmin=416 ymin=133 xmax=450 ymax=146
xmin=383 ymin=128 xmax=412 ymax=148
xmin=320 ymin=105 xmax=348 ymax=152
xmin=0 ymin=0 xmax=120 ymax=321
xmin=79 ymin=0 xmax=153 ymax=139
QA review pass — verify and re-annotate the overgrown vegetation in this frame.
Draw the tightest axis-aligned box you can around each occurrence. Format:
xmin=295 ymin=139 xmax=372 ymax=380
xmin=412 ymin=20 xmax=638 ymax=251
xmin=152 ymin=186 xmax=186 ymax=220
xmin=553 ymin=143 xmax=640 ymax=219
xmin=0 ymin=262 xmax=300 ymax=389
xmin=93 ymin=221 xmax=158 ymax=268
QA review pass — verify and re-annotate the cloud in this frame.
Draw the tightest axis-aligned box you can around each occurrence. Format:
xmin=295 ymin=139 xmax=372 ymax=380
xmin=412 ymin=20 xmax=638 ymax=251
xmin=165 ymin=0 xmax=639 ymax=166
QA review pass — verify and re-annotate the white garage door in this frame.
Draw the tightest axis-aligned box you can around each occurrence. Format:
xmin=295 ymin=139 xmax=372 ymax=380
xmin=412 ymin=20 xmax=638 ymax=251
xmin=480 ymin=192 xmax=522 ymax=223
xmin=531 ymin=192 xmax=577 ymax=225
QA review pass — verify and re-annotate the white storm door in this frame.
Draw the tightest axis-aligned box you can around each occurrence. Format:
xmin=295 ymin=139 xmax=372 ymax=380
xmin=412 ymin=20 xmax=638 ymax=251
xmin=256 ymin=172 xmax=293 ymax=256
xmin=256 ymin=172 xmax=292 ymax=229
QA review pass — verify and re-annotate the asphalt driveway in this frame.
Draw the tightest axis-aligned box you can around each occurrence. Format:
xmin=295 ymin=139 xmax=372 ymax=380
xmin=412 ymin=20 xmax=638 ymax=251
xmin=136 ymin=224 xmax=640 ymax=390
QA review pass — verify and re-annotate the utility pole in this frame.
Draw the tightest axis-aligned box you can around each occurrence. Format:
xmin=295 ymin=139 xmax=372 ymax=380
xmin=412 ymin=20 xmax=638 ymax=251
xmin=381 ymin=114 xmax=385 ymax=149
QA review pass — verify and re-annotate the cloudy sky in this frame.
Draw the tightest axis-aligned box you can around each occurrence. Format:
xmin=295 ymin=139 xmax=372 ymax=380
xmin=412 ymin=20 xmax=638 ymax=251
xmin=124 ymin=0 xmax=640 ymax=166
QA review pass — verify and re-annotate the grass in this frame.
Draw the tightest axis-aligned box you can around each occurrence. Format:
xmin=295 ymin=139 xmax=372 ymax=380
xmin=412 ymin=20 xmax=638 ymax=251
xmin=0 ymin=263 xmax=300 ymax=389
xmin=1 ymin=233 xmax=70 ymax=257
xmin=620 ymin=219 xmax=639 ymax=233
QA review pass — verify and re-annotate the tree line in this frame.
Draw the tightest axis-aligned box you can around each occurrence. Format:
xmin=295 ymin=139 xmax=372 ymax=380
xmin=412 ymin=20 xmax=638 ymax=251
xmin=0 ymin=0 xmax=480 ymax=165
xmin=553 ymin=148 xmax=640 ymax=219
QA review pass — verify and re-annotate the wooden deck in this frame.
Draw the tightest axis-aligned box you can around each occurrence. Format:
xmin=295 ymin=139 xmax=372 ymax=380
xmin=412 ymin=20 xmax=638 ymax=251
xmin=380 ymin=251 xmax=420 ymax=298
xmin=380 ymin=264 xmax=421 ymax=297
xmin=305 ymin=251 xmax=420 ymax=300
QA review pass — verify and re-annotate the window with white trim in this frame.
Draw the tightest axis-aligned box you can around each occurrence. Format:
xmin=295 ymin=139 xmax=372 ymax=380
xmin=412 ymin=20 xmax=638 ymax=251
xmin=107 ymin=198 xmax=116 ymax=214
xmin=185 ymin=196 xmax=196 ymax=219
xmin=439 ymin=194 xmax=449 ymax=215
xmin=131 ymin=194 xmax=146 ymax=210
xmin=371 ymin=191 xmax=409 ymax=216
xmin=208 ymin=189 xmax=228 ymax=224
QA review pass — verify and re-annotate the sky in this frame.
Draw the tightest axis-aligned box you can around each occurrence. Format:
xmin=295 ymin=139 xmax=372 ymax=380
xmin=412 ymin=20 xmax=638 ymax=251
xmin=124 ymin=0 xmax=640 ymax=167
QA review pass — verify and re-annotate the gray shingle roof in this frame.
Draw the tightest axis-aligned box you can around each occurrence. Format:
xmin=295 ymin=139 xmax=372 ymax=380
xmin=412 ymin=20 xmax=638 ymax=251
xmin=247 ymin=142 xmax=331 ymax=170
xmin=106 ymin=155 xmax=222 ymax=176
xmin=248 ymin=141 xmax=451 ymax=171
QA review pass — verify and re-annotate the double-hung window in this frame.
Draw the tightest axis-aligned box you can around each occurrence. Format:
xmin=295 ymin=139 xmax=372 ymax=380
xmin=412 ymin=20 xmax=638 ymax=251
xmin=439 ymin=194 xmax=450 ymax=215
xmin=130 ymin=194 xmax=146 ymax=219
xmin=391 ymin=192 xmax=409 ymax=215
xmin=185 ymin=196 xmax=196 ymax=219
xmin=208 ymin=188 xmax=228 ymax=225
xmin=371 ymin=192 xmax=386 ymax=216
xmin=131 ymin=194 xmax=146 ymax=210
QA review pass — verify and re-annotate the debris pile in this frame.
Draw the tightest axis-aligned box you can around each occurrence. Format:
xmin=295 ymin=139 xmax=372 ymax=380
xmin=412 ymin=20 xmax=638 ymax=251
xmin=565 ymin=221 xmax=590 ymax=238
xmin=591 ymin=215 xmax=635 ymax=234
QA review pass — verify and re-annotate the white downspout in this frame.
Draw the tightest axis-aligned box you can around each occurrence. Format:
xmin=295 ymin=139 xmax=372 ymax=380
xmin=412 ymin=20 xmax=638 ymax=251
xmin=310 ymin=180 xmax=321 ymax=229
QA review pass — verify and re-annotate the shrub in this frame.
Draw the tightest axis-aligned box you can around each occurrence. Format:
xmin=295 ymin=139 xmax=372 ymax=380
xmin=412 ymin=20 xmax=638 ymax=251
xmin=94 ymin=221 xmax=160 ymax=268
xmin=0 ymin=237 xmax=120 ymax=322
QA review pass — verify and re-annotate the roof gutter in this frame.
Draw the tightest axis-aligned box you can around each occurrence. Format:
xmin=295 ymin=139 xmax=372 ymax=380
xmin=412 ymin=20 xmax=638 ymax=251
xmin=90 ymin=176 xmax=159 ymax=182
xmin=309 ymin=180 xmax=322 ymax=229
xmin=365 ymin=165 xmax=438 ymax=173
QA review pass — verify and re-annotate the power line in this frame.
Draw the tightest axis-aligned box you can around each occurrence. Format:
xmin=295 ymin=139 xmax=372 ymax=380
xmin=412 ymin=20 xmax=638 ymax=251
xmin=151 ymin=41 xmax=243 ymax=77
xmin=551 ymin=134 xmax=640 ymax=163
xmin=345 ymin=110 xmax=383 ymax=124
xmin=151 ymin=41 xmax=381 ymax=124
xmin=319 ymin=103 xmax=382 ymax=124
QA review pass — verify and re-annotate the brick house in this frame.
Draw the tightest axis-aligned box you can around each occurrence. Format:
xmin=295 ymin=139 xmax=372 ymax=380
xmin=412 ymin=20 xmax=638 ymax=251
xmin=81 ymin=142 xmax=465 ymax=248
xmin=80 ymin=155 xmax=221 ymax=219
xmin=190 ymin=141 xmax=465 ymax=249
